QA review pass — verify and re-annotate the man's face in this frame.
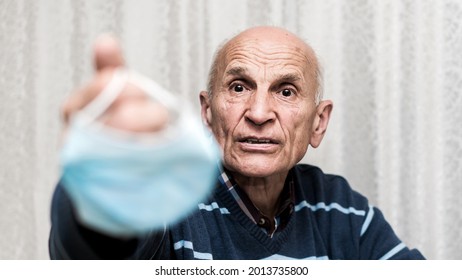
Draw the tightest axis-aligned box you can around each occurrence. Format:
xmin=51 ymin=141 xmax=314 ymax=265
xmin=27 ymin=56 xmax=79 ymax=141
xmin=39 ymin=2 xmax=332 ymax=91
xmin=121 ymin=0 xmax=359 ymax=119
xmin=201 ymin=30 xmax=323 ymax=178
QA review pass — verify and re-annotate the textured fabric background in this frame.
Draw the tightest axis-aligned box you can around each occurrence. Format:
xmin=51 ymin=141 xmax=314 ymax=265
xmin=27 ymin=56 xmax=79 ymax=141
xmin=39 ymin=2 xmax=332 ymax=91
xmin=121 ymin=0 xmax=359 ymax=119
xmin=0 ymin=0 xmax=461 ymax=259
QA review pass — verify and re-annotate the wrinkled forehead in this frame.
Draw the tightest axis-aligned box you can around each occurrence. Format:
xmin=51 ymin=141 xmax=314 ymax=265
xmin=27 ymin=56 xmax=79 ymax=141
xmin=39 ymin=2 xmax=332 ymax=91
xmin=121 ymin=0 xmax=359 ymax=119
xmin=225 ymin=38 xmax=310 ymax=66
xmin=218 ymin=35 xmax=318 ymax=86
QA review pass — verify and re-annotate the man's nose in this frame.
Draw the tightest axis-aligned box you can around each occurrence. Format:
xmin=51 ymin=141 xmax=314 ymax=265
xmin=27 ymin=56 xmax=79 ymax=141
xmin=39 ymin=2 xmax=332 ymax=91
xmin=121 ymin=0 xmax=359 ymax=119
xmin=244 ymin=89 xmax=275 ymax=126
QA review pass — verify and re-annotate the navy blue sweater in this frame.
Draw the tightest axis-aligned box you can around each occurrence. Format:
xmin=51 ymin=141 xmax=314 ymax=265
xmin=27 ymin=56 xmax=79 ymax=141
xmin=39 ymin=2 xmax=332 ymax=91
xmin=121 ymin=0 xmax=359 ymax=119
xmin=49 ymin=164 xmax=424 ymax=259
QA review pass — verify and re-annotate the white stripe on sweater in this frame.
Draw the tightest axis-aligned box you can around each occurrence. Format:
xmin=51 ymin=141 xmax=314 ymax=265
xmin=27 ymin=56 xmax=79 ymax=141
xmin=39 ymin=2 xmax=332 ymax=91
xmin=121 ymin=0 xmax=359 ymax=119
xmin=294 ymin=200 xmax=366 ymax=216
xmin=261 ymin=254 xmax=329 ymax=260
xmin=360 ymin=205 xmax=375 ymax=236
xmin=198 ymin=202 xmax=230 ymax=214
xmin=379 ymin=242 xmax=406 ymax=260
xmin=173 ymin=240 xmax=213 ymax=260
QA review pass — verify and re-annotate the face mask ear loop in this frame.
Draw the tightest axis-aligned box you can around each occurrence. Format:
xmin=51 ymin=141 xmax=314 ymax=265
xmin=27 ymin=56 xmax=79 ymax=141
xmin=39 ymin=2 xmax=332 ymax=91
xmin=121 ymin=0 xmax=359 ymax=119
xmin=128 ymin=71 xmax=178 ymax=112
xmin=75 ymin=68 xmax=129 ymax=126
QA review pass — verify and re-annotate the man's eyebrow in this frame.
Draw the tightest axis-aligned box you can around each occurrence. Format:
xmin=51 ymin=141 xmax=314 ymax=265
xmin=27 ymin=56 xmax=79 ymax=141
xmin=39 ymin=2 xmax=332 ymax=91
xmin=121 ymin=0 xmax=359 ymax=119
xmin=277 ymin=73 xmax=301 ymax=83
xmin=225 ymin=66 xmax=248 ymax=76
xmin=270 ymin=73 xmax=303 ymax=92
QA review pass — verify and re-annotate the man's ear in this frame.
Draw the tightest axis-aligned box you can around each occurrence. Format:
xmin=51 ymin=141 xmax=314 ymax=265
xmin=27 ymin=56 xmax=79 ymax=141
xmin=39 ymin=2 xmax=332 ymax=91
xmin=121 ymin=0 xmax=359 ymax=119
xmin=310 ymin=100 xmax=333 ymax=148
xmin=199 ymin=91 xmax=213 ymax=129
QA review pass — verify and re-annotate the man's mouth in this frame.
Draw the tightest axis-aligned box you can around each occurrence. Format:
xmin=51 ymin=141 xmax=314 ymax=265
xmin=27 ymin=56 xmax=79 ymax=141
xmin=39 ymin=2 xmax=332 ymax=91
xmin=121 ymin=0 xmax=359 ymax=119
xmin=239 ymin=137 xmax=279 ymax=144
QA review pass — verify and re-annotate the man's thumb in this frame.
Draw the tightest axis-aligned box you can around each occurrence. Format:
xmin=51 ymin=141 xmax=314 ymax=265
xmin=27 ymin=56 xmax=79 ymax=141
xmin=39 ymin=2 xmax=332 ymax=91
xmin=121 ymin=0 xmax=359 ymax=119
xmin=93 ymin=34 xmax=125 ymax=71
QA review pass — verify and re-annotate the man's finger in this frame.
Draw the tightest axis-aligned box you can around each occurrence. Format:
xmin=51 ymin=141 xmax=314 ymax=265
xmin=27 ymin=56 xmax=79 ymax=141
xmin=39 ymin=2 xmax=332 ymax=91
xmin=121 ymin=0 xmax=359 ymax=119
xmin=61 ymin=69 xmax=115 ymax=124
xmin=93 ymin=34 xmax=125 ymax=71
xmin=62 ymin=35 xmax=124 ymax=124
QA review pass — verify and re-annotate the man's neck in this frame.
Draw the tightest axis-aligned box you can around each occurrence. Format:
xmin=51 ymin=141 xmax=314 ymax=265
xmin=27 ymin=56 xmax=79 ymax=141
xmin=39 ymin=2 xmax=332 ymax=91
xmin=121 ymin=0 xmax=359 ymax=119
xmin=231 ymin=171 xmax=289 ymax=219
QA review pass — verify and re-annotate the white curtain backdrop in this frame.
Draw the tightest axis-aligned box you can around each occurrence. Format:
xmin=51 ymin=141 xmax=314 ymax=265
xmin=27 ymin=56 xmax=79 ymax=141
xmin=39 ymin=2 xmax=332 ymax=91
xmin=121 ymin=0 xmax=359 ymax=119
xmin=0 ymin=0 xmax=460 ymax=259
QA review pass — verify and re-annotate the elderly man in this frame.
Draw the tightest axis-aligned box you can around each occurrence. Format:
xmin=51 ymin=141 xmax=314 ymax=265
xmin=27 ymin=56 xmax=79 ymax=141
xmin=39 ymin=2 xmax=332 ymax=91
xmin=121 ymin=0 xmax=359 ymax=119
xmin=49 ymin=26 xmax=424 ymax=259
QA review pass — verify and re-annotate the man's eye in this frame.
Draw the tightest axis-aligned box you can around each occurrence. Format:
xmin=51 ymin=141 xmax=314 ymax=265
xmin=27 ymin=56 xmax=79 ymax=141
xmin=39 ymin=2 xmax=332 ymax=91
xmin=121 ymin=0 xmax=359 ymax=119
xmin=233 ymin=84 xmax=245 ymax=92
xmin=281 ymin=89 xmax=293 ymax=97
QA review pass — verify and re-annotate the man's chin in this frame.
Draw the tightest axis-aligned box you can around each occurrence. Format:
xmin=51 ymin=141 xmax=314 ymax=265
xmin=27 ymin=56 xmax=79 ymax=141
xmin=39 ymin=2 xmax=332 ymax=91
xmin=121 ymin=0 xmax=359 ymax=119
xmin=223 ymin=158 xmax=288 ymax=178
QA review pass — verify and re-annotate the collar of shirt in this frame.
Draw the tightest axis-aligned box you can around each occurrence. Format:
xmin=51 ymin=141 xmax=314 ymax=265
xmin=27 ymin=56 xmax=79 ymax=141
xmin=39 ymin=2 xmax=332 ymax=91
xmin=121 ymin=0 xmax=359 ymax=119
xmin=218 ymin=168 xmax=295 ymax=237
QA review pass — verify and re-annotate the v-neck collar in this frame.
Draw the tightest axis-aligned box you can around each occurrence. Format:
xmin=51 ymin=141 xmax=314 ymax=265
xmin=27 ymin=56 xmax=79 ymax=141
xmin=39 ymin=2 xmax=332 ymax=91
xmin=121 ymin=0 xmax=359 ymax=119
xmin=216 ymin=167 xmax=296 ymax=252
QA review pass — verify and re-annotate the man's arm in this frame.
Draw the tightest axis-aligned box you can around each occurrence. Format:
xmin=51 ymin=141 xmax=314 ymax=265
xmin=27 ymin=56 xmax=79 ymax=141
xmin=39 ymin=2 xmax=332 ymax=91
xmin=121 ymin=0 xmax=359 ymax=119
xmin=50 ymin=36 xmax=171 ymax=259
xmin=49 ymin=181 xmax=169 ymax=259
xmin=49 ymin=181 xmax=139 ymax=259
xmin=359 ymin=206 xmax=425 ymax=260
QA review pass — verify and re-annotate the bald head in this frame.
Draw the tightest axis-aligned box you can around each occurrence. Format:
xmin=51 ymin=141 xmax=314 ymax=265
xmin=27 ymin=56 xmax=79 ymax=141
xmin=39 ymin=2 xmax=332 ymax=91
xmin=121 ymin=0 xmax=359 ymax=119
xmin=206 ymin=26 xmax=323 ymax=104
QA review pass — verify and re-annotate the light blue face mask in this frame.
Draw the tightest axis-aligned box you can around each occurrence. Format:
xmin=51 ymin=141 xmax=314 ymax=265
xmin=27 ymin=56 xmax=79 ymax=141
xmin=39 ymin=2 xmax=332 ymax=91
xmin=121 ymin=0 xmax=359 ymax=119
xmin=60 ymin=69 xmax=221 ymax=237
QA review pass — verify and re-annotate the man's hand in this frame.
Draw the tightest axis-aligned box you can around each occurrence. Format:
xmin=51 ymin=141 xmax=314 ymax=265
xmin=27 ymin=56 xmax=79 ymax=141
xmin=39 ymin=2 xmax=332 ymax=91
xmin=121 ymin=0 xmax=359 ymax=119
xmin=61 ymin=34 xmax=169 ymax=132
